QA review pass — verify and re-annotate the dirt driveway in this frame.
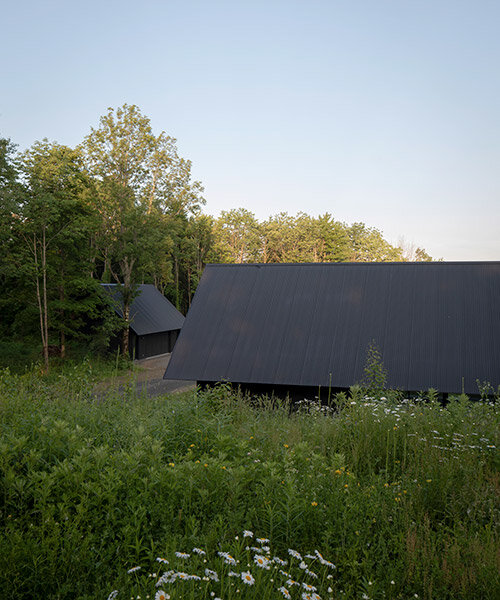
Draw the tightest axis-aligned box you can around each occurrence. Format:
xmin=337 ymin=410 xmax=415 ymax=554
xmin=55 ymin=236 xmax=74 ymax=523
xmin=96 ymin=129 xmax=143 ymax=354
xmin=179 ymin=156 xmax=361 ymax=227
xmin=96 ymin=353 xmax=195 ymax=398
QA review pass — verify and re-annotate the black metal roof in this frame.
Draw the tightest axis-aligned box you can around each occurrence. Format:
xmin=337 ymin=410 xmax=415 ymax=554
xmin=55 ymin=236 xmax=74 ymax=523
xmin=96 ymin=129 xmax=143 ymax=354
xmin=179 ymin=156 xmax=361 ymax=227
xmin=164 ymin=262 xmax=500 ymax=395
xmin=101 ymin=284 xmax=184 ymax=336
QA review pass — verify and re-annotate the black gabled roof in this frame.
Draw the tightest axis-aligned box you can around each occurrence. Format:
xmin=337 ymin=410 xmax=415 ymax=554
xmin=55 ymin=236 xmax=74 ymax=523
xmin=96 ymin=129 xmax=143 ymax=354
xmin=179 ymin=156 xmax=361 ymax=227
xmin=101 ymin=284 xmax=184 ymax=336
xmin=163 ymin=262 xmax=500 ymax=395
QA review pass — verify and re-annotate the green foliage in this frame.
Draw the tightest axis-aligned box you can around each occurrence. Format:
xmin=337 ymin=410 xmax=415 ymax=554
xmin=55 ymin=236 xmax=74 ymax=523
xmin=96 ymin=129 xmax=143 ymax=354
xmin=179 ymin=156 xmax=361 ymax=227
xmin=0 ymin=368 xmax=498 ymax=599
xmin=362 ymin=340 xmax=388 ymax=397
xmin=212 ymin=209 xmax=430 ymax=265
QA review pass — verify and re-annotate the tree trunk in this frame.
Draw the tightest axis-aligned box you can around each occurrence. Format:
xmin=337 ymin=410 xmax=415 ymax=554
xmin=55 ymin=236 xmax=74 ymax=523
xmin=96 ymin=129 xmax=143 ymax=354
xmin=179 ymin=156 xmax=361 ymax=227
xmin=42 ymin=227 xmax=49 ymax=372
xmin=59 ymin=260 xmax=66 ymax=358
xmin=122 ymin=304 xmax=130 ymax=357
xmin=33 ymin=233 xmax=49 ymax=372
xmin=174 ymin=255 xmax=180 ymax=310
xmin=115 ymin=257 xmax=135 ymax=358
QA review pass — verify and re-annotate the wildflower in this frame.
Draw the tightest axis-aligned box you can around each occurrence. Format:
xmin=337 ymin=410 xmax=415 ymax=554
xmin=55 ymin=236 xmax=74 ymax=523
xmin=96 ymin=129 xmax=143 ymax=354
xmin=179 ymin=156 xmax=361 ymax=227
xmin=311 ymin=501 xmax=318 ymax=506
xmin=273 ymin=556 xmax=287 ymax=566
xmin=279 ymin=586 xmax=292 ymax=599
xmin=156 ymin=557 xmax=169 ymax=564
xmin=155 ymin=592 xmax=170 ymax=600
xmin=241 ymin=571 xmax=255 ymax=585
xmin=302 ymin=593 xmax=321 ymax=600
xmin=229 ymin=571 xmax=239 ymax=577
xmin=192 ymin=548 xmax=206 ymax=555
xmin=168 ymin=462 xmax=175 ymax=467
xmin=204 ymin=569 xmax=219 ymax=582
xmin=286 ymin=578 xmax=300 ymax=587
xmin=127 ymin=566 xmax=141 ymax=573
xmin=284 ymin=444 xmax=289 ymax=448
xmin=243 ymin=530 xmax=254 ymax=537
xmin=156 ymin=571 xmax=175 ymax=586
xmin=288 ymin=549 xmax=302 ymax=560
xmin=306 ymin=569 xmax=318 ymax=578
xmin=175 ymin=552 xmax=190 ymax=559
xmin=254 ymin=554 xmax=271 ymax=569
xmin=257 ymin=537 xmax=270 ymax=544
xmin=299 ymin=560 xmax=308 ymax=569
xmin=302 ymin=582 xmax=317 ymax=592
xmin=218 ymin=551 xmax=237 ymax=565
xmin=107 ymin=592 xmax=119 ymax=600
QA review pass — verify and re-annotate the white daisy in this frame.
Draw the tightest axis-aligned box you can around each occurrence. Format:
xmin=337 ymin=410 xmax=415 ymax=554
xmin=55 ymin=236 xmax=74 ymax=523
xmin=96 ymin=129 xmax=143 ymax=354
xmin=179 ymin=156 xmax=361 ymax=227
xmin=241 ymin=571 xmax=255 ymax=585
xmin=218 ymin=551 xmax=237 ymax=565
xmin=127 ymin=566 xmax=141 ymax=574
xmin=254 ymin=554 xmax=271 ymax=569
xmin=204 ymin=568 xmax=219 ymax=582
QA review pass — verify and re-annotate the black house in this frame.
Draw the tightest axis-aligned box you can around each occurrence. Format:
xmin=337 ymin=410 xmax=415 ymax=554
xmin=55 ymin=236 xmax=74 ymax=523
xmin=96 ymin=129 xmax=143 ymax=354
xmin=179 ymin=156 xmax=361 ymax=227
xmin=102 ymin=284 xmax=185 ymax=359
xmin=164 ymin=262 xmax=500 ymax=396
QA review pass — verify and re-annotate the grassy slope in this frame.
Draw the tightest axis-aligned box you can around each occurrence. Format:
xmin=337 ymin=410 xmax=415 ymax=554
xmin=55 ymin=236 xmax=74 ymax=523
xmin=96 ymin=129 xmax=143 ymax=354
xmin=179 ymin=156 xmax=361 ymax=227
xmin=0 ymin=368 xmax=498 ymax=600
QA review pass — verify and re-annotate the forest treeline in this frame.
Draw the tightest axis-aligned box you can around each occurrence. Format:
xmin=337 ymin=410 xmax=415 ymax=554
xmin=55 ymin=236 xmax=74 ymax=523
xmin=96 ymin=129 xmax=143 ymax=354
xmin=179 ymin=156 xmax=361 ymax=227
xmin=0 ymin=104 xmax=432 ymax=370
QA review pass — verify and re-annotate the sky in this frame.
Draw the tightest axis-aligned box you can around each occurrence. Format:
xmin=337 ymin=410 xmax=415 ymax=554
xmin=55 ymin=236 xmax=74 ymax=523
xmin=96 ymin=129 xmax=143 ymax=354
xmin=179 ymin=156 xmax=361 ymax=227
xmin=2 ymin=0 xmax=499 ymax=261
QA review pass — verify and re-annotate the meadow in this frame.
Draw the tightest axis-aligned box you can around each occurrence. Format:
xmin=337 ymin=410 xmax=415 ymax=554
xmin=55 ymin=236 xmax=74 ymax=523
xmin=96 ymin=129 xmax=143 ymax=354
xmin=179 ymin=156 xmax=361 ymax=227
xmin=0 ymin=363 xmax=498 ymax=600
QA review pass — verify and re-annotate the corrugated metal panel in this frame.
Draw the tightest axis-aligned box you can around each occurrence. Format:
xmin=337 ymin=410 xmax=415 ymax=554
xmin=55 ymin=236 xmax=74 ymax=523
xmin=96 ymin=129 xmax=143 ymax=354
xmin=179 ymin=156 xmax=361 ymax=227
xmin=164 ymin=262 xmax=500 ymax=394
xmin=101 ymin=284 xmax=184 ymax=335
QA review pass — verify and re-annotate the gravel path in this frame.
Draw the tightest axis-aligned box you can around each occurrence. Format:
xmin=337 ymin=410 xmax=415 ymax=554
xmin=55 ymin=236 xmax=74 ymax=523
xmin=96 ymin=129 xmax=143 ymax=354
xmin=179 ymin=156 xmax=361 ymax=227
xmin=96 ymin=353 xmax=195 ymax=398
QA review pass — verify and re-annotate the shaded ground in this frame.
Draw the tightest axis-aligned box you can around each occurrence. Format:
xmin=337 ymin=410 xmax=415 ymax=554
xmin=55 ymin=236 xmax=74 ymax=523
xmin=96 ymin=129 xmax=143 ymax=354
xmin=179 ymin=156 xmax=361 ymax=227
xmin=95 ymin=353 xmax=195 ymax=398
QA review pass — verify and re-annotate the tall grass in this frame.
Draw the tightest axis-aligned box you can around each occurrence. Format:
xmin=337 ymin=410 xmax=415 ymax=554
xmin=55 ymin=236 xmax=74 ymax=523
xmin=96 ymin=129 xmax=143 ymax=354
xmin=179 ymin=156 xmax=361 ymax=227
xmin=0 ymin=368 xmax=498 ymax=599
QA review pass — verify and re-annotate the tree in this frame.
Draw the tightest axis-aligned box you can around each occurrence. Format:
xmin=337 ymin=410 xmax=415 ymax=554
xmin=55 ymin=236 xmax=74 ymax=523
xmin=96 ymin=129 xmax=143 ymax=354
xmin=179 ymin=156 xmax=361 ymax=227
xmin=261 ymin=212 xmax=351 ymax=263
xmin=213 ymin=208 xmax=262 ymax=263
xmin=15 ymin=140 xmax=96 ymax=370
xmin=397 ymin=236 xmax=433 ymax=262
xmin=347 ymin=222 xmax=403 ymax=262
xmin=82 ymin=104 xmax=204 ymax=354
xmin=0 ymin=138 xmax=24 ymax=338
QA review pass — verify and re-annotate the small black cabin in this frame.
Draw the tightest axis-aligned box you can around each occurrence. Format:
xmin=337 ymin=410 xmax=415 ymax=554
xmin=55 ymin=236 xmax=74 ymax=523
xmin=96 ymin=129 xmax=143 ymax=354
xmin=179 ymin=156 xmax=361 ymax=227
xmin=163 ymin=262 xmax=500 ymax=396
xmin=102 ymin=284 xmax=184 ymax=360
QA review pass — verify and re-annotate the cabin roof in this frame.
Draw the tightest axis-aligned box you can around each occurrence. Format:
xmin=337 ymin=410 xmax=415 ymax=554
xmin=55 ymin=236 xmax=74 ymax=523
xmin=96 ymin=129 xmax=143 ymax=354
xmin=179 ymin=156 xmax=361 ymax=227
xmin=101 ymin=284 xmax=184 ymax=336
xmin=163 ymin=262 xmax=500 ymax=394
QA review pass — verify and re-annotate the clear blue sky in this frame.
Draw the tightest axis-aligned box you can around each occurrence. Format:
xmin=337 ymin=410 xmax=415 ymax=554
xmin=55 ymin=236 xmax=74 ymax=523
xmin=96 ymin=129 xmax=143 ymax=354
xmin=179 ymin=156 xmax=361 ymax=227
xmin=2 ymin=0 xmax=499 ymax=260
